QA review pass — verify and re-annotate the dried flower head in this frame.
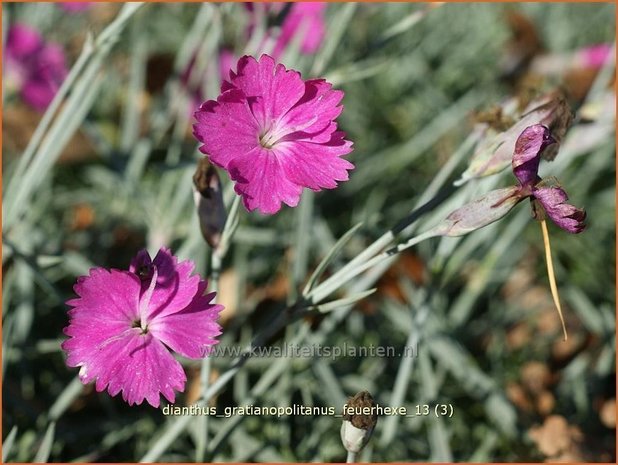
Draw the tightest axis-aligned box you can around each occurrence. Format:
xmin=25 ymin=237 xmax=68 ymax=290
xmin=193 ymin=54 xmax=353 ymax=214
xmin=341 ymin=391 xmax=378 ymax=455
xmin=513 ymin=124 xmax=586 ymax=233
xmin=62 ymin=248 xmax=223 ymax=407
xmin=436 ymin=124 xmax=585 ymax=236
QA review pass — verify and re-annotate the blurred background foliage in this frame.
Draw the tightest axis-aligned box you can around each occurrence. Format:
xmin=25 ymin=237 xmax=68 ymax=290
xmin=2 ymin=2 xmax=615 ymax=462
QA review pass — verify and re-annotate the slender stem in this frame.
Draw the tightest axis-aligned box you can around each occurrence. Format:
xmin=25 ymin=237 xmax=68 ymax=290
xmin=196 ymin=193 xmax=241 ymax=460
xmin=346 ymin=450 xmax=357 ymax=463
xmin=540 ymin=220 xmax=568 ymax=341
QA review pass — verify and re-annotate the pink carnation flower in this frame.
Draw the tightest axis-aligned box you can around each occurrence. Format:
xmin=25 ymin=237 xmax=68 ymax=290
xmin=59 ymin=2 xmax=91 ymax=12
xmin=62 ymin=248 xmax=223 ymax=407
xmin=273 ymin=2 xmax=327 ymax=57
xmin=5 ymin=23 xmax=68 ymax=111
xmin=193 ymin=54 xmax=354 ymax=214
xmin=578 ymin=43 xmax=612 ymax=69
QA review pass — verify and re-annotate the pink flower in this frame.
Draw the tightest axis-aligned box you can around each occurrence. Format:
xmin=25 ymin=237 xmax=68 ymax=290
xmin=578 ymin=43 xmax=612 ymax=69
xmin=273 ymin=3 xmax=327 ymax=57
xmin=193 ymin=54 xmax=354 ymax=214
xmin=5 ymin=23 xmax=68 ymax=111
xmin=245 ymin=3 xmax=327 ymax=58
xmin=58 ymin=2 xmax=91 ymax=12
xmin=62 ymin=248 xmax=223 ymax=407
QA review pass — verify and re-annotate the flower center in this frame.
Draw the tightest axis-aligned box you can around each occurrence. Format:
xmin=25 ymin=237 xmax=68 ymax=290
xmin=131 ymin=319 xmax=149 ymax=335
xmin=258 ymin=126 xmax=284 ymax=149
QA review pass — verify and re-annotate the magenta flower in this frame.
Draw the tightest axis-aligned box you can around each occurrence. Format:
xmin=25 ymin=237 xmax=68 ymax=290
xmin=5 ymin=23 xmax=68 ymax=111
xmin=578 ymin=43 xmax=612 ymax=69
xmin=62 ymin=248 xmax=223 ymax=407
xmin=511 ymin=124 xmax=586 ymax=233
xmin=58 ymin=2 xmax=91 ymax=12
xmin=193 ymin=54 xmax=354 ymax=214
xmin=273 ymin=2 xmax=327 ymax=57
xmin=244 ymin=3 xmax=326 ymax=58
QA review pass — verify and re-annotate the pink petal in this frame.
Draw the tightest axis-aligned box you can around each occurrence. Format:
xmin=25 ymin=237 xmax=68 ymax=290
xmin=85 ymin=330 xmax=185 ymax=407
xmin=67 ymin=268 xmax=141 ymax=322
xmin=59 ymin=2 xmax=91 ymax=12
xmin=193 ymin=88 xmax=260 ymax=168
xmin=7 ymin=24 xmax=42 ymax=58
xmin=579 ymin=43 xmax=612 ymax=69
xmin=21 ymin=78 xmax=57 ymax=111
xmin=149 ymin=282 xmax=223 ymax=359
xmin=144 ymin=248 xmax=201 ymax=321
xmin=278 ymin=133 xmax=354 ymax=190
xmin=229 ymin=146 xmax=303 ymax=214
xmin=279 ymin=79 xmax=343 ymax=141
xmin=533 ymin=186 xmax=586 ymax=234
xmin=62 ymin=269 xmax=141 ymax=368
xmin=230 ymin=55 xmax=306 ymax=127
xmin=273 ymin=3 xmax=326 ymax=57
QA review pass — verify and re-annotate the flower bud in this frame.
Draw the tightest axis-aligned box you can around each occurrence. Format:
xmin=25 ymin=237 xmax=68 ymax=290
xmin=193 ymin=158 xmax=226 ymax=249
xmin=341 ymin=391 xmax=378 ymax=455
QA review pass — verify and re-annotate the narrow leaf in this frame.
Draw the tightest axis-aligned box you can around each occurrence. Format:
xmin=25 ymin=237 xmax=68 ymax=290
xmin=303 ymin=222 xmax=363 ymax=296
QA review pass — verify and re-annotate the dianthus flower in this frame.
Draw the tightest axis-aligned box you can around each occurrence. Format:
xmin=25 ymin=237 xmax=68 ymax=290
xmin=193 ymin=54 xmax=353 ymax=214
xmin=5 ymin=23 xmax=68 ymax=111
xmin=245 ymin=3 xmax=326 ymax=58
xmin=59 ymin=2 xmax=91 ymax=12
xmin=62 ymin=248 xmax=223 ymax=407
xmin=273 ymin=2 xmax=326 ymax=58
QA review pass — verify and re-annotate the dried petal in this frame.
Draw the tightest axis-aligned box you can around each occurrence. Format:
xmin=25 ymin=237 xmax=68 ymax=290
xmin=512 ymin=124 xmax=556 ymax=186
xmin=533 ymin=186 xmax=586 ymax=233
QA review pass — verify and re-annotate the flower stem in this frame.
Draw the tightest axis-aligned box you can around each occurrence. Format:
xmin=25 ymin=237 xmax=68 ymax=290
xmin=196 ymin=193 xmax=241 ymax=461
xmin=540 ymin=220 xmax=568 ymax=341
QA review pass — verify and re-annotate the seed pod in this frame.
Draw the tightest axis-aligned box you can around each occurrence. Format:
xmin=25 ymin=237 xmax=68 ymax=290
xmin=433 ymin=187 xmax=522 ymax=237
xmin=340 ymin=391 xmax=378 ymax=455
